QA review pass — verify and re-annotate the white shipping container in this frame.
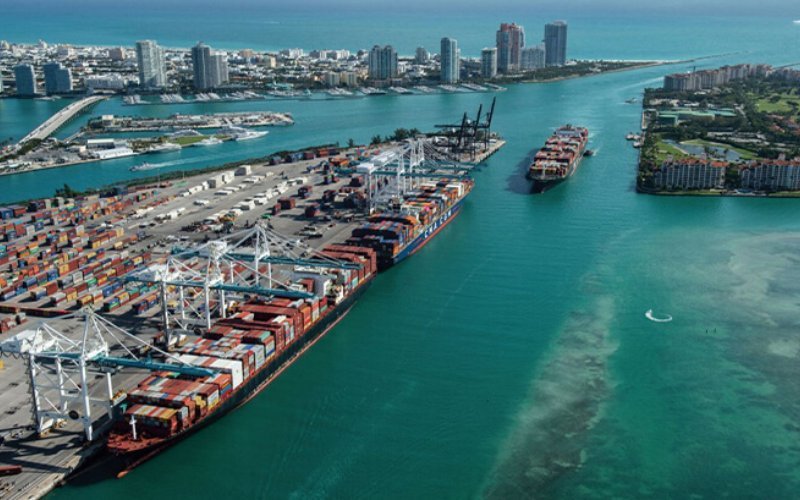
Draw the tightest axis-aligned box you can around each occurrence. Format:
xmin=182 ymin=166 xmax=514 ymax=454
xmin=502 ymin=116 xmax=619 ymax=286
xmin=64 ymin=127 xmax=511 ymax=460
xmin=174 ymin=354 xmax=243 ymax=389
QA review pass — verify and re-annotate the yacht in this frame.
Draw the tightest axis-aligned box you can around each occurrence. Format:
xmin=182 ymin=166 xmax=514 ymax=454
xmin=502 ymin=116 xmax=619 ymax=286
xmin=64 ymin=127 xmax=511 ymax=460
xmin=148 ymin=142 xmax=182 ymax=154
xmin=219 ymin=126 xmax=268 ymax=141
xmin=193 ymin=137 xmax=223 ymax=147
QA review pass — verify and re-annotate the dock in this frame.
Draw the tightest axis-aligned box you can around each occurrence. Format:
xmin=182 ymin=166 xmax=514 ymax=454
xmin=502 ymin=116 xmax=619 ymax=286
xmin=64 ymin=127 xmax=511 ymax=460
xmin=0 ymin=136 xmax=503 ymax=499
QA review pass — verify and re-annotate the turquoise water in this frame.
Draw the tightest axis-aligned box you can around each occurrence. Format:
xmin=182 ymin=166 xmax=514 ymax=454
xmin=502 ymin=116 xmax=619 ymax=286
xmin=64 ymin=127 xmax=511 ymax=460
xmin=2 ymin=10 xmax=800 ymax=499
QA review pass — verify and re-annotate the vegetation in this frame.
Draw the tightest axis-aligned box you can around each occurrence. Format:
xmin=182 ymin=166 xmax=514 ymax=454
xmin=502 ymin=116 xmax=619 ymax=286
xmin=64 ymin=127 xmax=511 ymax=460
xmin=494 ymin=60 xmax=657 ymax=84
xmin=638 ymin=74 xmax=800 ymax=192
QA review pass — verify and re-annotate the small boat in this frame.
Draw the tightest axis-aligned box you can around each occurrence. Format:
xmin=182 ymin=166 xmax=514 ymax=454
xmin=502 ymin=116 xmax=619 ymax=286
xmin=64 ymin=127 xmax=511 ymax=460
xmin=794 ymin=19 xmax=800 ymax=24
xmin=193 ymin=137 xmax=222 ymax=147
xmin=625 ymin=98 xmax=637 ymax=104
xmin=645 ymin=309 xmax=672 ymax=323
xmin=632 ymin=141 xmax=642 ymax=149
xmin=130 ymin=162 xmax=165 ymax=172
xmin=583 ymin=149 xmax=595 ymax=157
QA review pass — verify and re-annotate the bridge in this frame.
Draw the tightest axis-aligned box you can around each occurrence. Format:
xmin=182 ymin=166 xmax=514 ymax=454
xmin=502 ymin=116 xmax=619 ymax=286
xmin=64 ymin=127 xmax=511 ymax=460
xmin=17 ymin=95 xmax=106 ymax=146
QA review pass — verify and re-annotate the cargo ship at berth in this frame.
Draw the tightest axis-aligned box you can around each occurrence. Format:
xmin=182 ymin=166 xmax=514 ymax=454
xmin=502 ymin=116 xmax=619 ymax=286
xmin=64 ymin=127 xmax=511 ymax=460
xmin=345 ymin=178 xmax=473 ymax=270
xmin=527 ymin=125 xmax=589 ymax=193
xmin=106 ymin=245 xmax=377 ymax=474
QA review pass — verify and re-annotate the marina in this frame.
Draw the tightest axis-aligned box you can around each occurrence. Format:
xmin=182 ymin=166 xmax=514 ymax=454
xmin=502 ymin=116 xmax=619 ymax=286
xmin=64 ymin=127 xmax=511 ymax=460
xmin=85 ymin=112 xmax=293 ymax=133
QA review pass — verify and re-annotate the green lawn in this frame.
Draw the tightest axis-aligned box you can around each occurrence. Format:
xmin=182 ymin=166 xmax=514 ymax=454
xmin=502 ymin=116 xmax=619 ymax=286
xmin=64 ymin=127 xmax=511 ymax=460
xmin=754 ymin=92 xmax=800 ymax=114
xmin=653 ymin=139 xmax=691 ymax=164
xmin=681 ymin=139 xmax=758 ymax=160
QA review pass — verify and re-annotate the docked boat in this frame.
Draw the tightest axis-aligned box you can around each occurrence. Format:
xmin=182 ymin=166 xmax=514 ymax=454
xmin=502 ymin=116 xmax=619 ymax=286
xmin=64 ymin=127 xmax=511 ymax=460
xmin=219 ymin=125 xmax=269 ymax=142
xmin=193 ymin=137 xmax=223 ymax=147
xmin=147 ymin=142 xmax=182 ymax=154
xmin=107 ymin=245 xmax=377 ymax=473
xmin=345 ymin=178 xmax=473 ymax=270
xmin=527 ymin=125 xmax=590 ymax=194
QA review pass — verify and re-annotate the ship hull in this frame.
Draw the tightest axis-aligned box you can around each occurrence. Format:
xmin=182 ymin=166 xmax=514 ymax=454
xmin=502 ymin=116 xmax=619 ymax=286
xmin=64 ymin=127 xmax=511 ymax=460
xmin=529 ymin=176 xmax=567 ymax=194
xmin=528 ymin=148 xmax=585 ymax=194
xmin=376 ymin=197 xmax=465 ymax=270
xmin=110 ymin=278 xmax=372 ymax=473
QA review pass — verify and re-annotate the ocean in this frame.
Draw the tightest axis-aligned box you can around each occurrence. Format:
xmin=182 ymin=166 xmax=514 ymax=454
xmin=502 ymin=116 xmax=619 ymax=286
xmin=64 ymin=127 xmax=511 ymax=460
xmin=2 ymin=7 xmax=800 ymax=498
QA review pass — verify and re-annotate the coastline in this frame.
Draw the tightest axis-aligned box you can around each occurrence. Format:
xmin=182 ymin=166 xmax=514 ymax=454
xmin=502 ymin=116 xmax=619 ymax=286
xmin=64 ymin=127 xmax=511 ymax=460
xmin=636 ymin=186 xmax=800 ymax=198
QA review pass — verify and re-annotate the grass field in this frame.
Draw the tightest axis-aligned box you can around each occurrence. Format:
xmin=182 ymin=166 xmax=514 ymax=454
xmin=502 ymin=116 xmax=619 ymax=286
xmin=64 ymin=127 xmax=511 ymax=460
xmin=754 ymin=91 xmax=800 ymax=114
xmin=653 ymin=138 xmax=691 ymax=164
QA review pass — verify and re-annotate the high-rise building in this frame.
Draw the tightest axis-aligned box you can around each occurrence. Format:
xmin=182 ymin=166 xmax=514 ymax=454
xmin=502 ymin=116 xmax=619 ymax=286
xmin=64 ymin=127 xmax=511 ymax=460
xmin=520 ymin=45 xmax=546 ymax=71
xmin=43 ymin=62 xmax=73 ymax=94
xmin=211 ymin=54 xmax=229 ymax=85
xmin=544 ymin=21 xmax=568 ymax=67
xmin=415 ymin=46 xmax=429 ymax=64
xmin=108 ymin=47 xmax=126 ymax=61
xmin=192 ymin=43 xmax=228 ymax=89
xmin=481 ymin=47 xmax=498 ymax=78
xmin=192 ymin=42 xmax=212 ymax=89
xmin=368 ymin=45 xmax=398 ymax=80
xmin=136 ymin=40 xmax=167 ymax=88
xmin=440 ymin=37 xmax=460 ymax=84
xmin=496 ymin=23 xmax=525 ymax=73
xmin=14 ymin=64 xmax=37 ymax=96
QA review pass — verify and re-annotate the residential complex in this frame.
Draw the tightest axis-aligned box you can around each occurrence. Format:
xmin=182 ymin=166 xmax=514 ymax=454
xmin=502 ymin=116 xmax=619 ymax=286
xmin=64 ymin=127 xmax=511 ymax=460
xmin=521 ymin=45 xmax=546 ymax=71
xmin=135 ymin=40 xmax=167 ymax=88
xmin=42 ymin=62 xmax=73 ymax=94
xmin=653 ymin=159 xmax=727 ymax=190
xmin=481 ymin=47 xmax=498 ymax=78
xmin=440 ymin=38 xmax=460 ymax=83
xmin=368 ymin=45 xmax=398 ymax=81
xmin=0 ymin=20 xmax=584 ymax=96
xmin=13 ymin=64 xmax=36 ymax=96
xmin=739 ymin=161 xmax=800 ymax=191
xmin=191 ymin=42 xmax=228 ymax=90
xmin=496 ymin=23 xmax=525 ymax=73
xmin=663 ymin=63 xmax=773 ymax=91
xmin=544 ymin=21 xmax=568 ymax=67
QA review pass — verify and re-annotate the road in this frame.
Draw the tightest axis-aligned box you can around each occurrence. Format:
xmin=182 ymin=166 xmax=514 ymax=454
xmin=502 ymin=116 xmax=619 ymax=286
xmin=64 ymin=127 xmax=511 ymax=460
xmin=17 ymin=95 xmax=107 ymax=146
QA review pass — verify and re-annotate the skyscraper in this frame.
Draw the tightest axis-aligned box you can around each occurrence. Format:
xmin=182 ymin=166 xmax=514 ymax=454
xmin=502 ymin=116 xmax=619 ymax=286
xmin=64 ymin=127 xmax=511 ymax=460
xmin=43 ymin=62 xmax=73 ymax=94
xmin=440 ymin=38 xmax=460 ymax=84
xmin=211 ymin=54 xmax=229 ymax=86
xmin=415 ymin=47 xmax=429 ymax=64
xmin=192 ymin=43 xmax=212 ymax=89
xmin=496 ymin=23 xmax=525 ymax=73
xmin=544 ymin=21 xmax=568 ymax=67
xmin=136 ymin=40 xmax=167 ymax=88
xmin=481 ymin=47 xmax=497 ymax=79
xmin=14 ymin=64 xmax=37 ymax=96
xmin=368 ymin=45 xmax=398 ymax=80
xmin=192 ymin=43 xmax=228 ymax=90
xmin=520 ymin=45 xmax=546 ymax=71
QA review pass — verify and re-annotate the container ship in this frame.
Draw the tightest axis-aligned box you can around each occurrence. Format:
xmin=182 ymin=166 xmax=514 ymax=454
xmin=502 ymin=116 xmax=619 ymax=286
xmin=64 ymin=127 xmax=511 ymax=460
xmin=345 ymin=178 xmax=473 ymax=270
xmin=527 ymin=125 xmax=589 ymax=193
xmin=106 ymin=244 xmax=377 ymax=474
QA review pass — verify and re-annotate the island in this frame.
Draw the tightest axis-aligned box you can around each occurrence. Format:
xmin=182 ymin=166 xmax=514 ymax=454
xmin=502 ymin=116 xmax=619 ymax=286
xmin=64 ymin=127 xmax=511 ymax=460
xmin=636 ymin=63 xmax=800 ymax=196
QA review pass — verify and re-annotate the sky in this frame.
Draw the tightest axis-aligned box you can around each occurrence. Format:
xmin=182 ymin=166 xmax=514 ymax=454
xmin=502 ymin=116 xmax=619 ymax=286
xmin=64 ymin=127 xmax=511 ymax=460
xmin=5 ymin=0 xmax=800 ymax=16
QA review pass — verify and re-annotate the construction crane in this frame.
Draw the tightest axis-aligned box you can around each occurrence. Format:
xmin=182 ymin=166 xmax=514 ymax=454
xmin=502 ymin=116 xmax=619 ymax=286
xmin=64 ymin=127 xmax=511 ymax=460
xmin=354 ymin=138 xmax=475 ymax=213
xmin=434 ymin=98 xmax=496 ymax=159
xmin=0 ymin=309 xmax=214 ymax=441
xmin=125 ymin=223 xmax=361 ymax=343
